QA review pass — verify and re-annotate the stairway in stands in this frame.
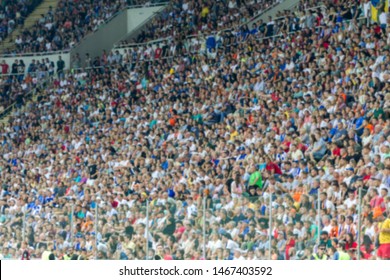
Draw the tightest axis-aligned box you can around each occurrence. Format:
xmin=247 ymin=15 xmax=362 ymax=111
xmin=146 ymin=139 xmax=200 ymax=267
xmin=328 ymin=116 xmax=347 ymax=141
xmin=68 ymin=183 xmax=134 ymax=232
xmin=0 ymin=0 xmax=60 ymax=54
xmin=0 ymin=84 xmax=42 ymax=125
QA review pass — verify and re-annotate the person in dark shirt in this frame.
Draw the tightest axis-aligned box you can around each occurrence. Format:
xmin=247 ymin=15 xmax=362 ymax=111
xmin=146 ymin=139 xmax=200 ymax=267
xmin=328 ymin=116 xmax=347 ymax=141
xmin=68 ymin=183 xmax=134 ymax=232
xmin=88 ymin=158 xmax=97 ymax=179
xmin=57 ymin=56 xmax=65 ymax=78
xmin=11 ymin=59 xmax=19 ymax=75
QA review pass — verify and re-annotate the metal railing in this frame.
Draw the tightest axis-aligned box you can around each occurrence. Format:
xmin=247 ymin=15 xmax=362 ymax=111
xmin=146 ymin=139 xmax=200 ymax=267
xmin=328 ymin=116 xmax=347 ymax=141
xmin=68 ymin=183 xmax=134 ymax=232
xmin=0 ymin=6 xmax=371 ymax=121
xmin=0 ymin=63 xmax=128 ymax=120
xmin=7 ymin=188 xmax=381 ymax=260
xmin=113 ymin=3 xmax=327 ymax=52
xmin=0 ymin=71 xmax=54 ymax=120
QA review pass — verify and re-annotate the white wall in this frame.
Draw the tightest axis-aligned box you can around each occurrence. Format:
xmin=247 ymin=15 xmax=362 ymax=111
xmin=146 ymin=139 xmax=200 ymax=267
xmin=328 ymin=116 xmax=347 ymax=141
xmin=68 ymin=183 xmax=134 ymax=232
xmin=127 ymin=6 xmax=164 ymax=34
xmin=1 ymin=52 xmax=70 ymax=75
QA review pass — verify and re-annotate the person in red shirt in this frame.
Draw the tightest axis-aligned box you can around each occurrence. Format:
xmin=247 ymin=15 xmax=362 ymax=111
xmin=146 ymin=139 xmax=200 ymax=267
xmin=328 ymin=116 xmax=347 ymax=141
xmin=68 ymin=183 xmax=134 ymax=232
xmin=294 ymin=138 xmax=308 ymax=153
xmin=360 ymin=234 xmax=374 ymax=260
xmin=331 ymin=142 xmax=341 ymax=157
xmin=373 ymin=22 xmax=382 ymax=35
xmin=285 ymin=233 xmax=296 ymax=260
xmin=281 ymin=137 xmax=291 ymax=153
xmin=266 ymin=156 xmax=282 ymax=175
xmin=155 ymin=44 xmax=162 ymax=59
xmin=370 ymin=188 xmax=385 ymax=212
xmin=173 ymin=220 xmax=186 ymax=241
xmin=344 ymin=233 xmax=357 ymax=251
xmin=1 ymin=60 xmax=9 ymax=74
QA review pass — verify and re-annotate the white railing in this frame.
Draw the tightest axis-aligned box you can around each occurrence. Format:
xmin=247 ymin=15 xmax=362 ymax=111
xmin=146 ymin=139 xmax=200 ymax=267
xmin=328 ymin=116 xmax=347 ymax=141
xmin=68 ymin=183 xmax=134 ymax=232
xmin=112 ymin=4 xmax=327 ymax=54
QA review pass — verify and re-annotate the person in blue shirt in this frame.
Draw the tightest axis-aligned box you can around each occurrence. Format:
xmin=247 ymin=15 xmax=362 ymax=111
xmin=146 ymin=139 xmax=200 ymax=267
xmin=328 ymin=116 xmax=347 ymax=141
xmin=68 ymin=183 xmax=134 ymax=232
xmin=354 ymin=114 xmax=365 ymax=136
xmin=27 ymin=198 xmax=36 ymax=210
xmin=332 ymin=122 xmax=348 ymax=146
xmin=236 ymin=147 xmax=247 ymax=161
xmin=44 ymin=190 xmax=54 ymax=205
xmin=160 ymin=156 xmax=169 ymax=170
xmin=250 ymin=23 xmax=258 ymax=35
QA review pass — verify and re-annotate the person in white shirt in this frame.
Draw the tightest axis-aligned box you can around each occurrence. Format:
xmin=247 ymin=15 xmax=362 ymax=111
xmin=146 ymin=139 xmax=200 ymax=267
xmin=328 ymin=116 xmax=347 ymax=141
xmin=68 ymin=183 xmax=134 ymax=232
xmin=227 ymin=221 xmax=239 ymax=238
xmin=15 ymin=36 xmax=22 ymax=45
xmin=322 ymin=215 xmax=332 ymax=233
xmin=185 ymin=197 xmax=197 ymax=219
xmin=224 ymin=236 xmax=239 ymax=251
xmin=379 ymin=12 xmax=387 ymax=29
xmin=363 ymin=217 xmax=375 ymax=241
xmin=293 ymin=221 xmax=306 ymax=241
xmin=207 ymin=233 xmax=222 ymax=254
xmin=285 ymin=58 xmax=295 ymax=71
xmin=290 ymin=144 xmax=304 ymax=161
xmin=232 ymin=248 xmax=245 ymax=260
xmin=320 ymin=192 xmax=335 ymax=212
xmin=363 ymin=0 xmax=371 ymax=18
xmin=343 ymin=166 xmax=355 ymax=186
xmin=344 ymin=191 xmax=357 ymax=209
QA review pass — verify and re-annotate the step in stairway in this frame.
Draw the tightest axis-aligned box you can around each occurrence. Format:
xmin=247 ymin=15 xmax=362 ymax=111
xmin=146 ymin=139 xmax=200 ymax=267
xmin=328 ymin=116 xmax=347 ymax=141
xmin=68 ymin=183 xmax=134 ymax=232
xmin=0 ymin=0 xmax=59 ymax=53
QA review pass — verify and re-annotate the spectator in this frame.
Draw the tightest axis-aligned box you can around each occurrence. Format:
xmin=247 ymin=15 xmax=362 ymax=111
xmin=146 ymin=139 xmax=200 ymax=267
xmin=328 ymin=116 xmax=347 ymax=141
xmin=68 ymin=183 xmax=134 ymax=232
xmin=0 ymin=0 xmax=389 ymax=261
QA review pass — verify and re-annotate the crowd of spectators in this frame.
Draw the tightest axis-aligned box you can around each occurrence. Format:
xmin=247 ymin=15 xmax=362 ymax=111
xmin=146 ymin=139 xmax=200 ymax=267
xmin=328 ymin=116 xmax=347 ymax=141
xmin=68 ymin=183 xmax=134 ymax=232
xmin=5 ymin=0 xmax=163 ymax=54
xmin=0 ymin=56 xmax=62 ymax=115
xmin=0 ymin=0 xmax=390 ymax=261
xmin=0 ymin=0 xmax=43 ymax=43
xmin=4 ymin=0 xmax=284 ymax=54
xmin=126 ymin=0 xmax=281 ymax=45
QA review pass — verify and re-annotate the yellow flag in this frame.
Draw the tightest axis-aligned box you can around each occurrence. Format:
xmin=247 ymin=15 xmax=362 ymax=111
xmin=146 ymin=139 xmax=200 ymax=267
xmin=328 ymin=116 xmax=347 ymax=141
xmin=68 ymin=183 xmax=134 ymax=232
xmin=371 ymin=4 xmax=379 ymax=22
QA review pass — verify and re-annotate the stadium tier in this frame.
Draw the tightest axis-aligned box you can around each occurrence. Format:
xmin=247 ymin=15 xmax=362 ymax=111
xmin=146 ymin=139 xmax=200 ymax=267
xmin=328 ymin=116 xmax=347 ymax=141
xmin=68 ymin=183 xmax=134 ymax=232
xmin=0 ymin=0 xmax=389 ymax=261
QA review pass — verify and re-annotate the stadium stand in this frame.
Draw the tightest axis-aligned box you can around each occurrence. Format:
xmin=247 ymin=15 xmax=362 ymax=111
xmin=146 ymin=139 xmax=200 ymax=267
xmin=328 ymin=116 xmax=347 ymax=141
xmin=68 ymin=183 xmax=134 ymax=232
xmin=1 ymin=0 xmax=168 ymax=54
xmin=118 ymin=0 xmax=283 ymax=45
xmin=0 ymin=0 xmax=389 ymax=261
xmin=0 ymin=0 xmax=43 ymax=44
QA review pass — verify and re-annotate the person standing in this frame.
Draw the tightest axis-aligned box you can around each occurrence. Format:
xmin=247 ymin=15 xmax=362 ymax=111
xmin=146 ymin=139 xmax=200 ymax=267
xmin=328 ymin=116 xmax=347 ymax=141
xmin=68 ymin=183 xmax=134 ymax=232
xmin=11 ymin=59 xmax=18 ymax=76
xmin=1 ymin=60 xmax=9 ymax=75
xmin=57 ymin=56 xmax=65 ymax=79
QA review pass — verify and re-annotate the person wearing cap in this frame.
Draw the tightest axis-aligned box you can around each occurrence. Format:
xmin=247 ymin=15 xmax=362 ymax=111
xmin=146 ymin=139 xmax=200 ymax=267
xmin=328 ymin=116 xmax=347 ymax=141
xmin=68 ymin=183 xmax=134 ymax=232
xmin=311 ymin=245 xmax=328 ymax=260
xmin=343 ymin=166 xmax=355 ymax=186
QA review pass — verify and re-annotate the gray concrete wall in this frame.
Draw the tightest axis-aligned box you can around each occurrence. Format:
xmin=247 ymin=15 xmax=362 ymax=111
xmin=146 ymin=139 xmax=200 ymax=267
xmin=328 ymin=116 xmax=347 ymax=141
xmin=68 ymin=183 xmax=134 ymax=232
xmin=248 ymin=0 xmax=301 ymax=28
xmin=70 ymin=6 xmax=165 ymax=68
xmin=69 ymin=10 xmax=128 ymax=67
xmin=1 ymin=52 xmax=70 ymax=76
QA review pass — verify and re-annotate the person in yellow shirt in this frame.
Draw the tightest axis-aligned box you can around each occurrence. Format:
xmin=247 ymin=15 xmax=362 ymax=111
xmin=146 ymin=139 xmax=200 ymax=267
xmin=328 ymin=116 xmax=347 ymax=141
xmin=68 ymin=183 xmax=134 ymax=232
xmin=201 ymin=6 xmax=209 ymax=19
xmin=229 ymin=126 xmax=238 ymax=141
xmin=41 ymin=244 xmax=55 ymax=260
xmin=377 ymin=210 xmax=390 ymax=260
